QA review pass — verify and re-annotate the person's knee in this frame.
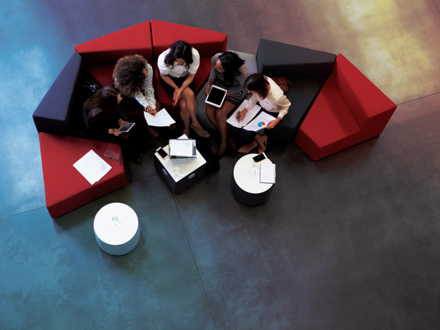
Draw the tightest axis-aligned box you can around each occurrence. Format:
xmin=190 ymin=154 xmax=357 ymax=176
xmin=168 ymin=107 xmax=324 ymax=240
xmin=182 ymin=88 xmax=195 ymax=100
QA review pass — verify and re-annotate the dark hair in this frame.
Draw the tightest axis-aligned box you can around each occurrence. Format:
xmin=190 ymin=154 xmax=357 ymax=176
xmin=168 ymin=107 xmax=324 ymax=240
xmin=83 ymin=86 xmax=120 ymax=122
xmin=112 ymin=54 xmax=148 ymax=97
xmin=218 ymin=52 xmax=245 ymax=88
xmin=244 ymin=73 xmax=269 ymax=99
xmin=164 ymin=40 xmax=193 ymax=69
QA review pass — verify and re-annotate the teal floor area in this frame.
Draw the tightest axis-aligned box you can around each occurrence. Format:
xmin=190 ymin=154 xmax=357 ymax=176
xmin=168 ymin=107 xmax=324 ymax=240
xmin=2 ymin=1 xmax=440 ymax=329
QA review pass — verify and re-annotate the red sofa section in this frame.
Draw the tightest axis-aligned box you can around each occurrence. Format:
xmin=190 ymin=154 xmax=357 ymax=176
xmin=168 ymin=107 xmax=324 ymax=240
xmin=39 ymin=133 xmax=126 ymax=218
xmin=75 ymin=21 xmax=153 ymax=86
xmin=295 ymin=54 xmax=397 ymax=161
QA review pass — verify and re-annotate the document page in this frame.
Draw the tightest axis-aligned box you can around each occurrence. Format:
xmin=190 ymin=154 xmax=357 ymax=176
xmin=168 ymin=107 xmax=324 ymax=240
xmin=73 ymin=150 xmax=112 ymax=185
xmin=259 ymin=163 xmax=276 ymax=184
xmin=169 ymin=139 xmax=195 ymax=157
xmin=227 ymin=100 xmax=261 ymax=128
xmin=243 ymin=111 xmax=277 ymax=132
xmin=144 ymin=108 xmax=176 ymax=127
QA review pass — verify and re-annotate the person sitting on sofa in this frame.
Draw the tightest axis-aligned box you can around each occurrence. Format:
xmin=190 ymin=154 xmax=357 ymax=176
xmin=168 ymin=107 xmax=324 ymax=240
xmin=113 ymin=54 xmax=160 ymax=138
xmin=235 ymin=73 xmax=291 ymax=154
xmin=83 ymin=86 xmax=142 ymax=164
xmin=205 ymin=51 xmax=249 ymax=157
xmin=157 ymin=40 xmax=210 ymax=138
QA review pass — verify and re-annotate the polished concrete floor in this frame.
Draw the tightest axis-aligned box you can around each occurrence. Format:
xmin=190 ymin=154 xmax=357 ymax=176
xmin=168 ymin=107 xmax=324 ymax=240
xmin=1 ymin=0 xmax=440 ymax=329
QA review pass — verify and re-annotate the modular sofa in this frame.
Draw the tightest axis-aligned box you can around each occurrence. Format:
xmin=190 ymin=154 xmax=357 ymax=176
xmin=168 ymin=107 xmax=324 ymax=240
xmin=33 ymin=20 xmax=228 ymax=218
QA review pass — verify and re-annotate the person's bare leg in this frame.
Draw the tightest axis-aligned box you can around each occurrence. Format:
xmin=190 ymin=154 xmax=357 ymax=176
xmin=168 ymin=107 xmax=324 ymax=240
xmin=181 ymin=88 xmax=209 ymax=138
xmin=179 ymin=98 xmax=190 ymax=136
xmin=206 ymin=104 xmax=218 ymax=130
xmin=255 ymin=134 xmax=268 ymax=154
xmin=215 ymin=101 xmax=235 ymax=155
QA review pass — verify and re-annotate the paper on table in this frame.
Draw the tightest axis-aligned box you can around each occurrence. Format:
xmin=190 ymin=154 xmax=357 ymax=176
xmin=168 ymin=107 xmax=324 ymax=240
xmin=227 ymin=100 xmax=261 ymax=128
xmin=73 ymin=150 xmax=112 ymax=185
xmin=169 ymin=139 xmax=195 ymax=157
xmin=243 ymin=111 xmax=277 ymax=132
xmin=259 ymin=163 xmax=276 ymax=184
xmin=144 ymin=108 xmax=176 ymax=127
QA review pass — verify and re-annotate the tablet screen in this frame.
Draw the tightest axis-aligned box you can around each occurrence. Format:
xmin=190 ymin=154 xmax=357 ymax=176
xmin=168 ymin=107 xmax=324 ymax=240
xmin=118 ymin=122 xmax=135 ymax=133
xmin=206 ymin=86 xmax=227 ymax=107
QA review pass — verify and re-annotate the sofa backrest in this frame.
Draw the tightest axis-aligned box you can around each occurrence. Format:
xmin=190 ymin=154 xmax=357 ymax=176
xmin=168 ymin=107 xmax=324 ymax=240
xmin=331 ymin=54 xmax=397 ymax=128
xmin=150 ymin=20 xmax=227 ymax=59
xmin=33 ymin=52 xmax=87 ymax=135
xmin=75 ymin=21 xmax=153 ymax=66
xmin=256 ymin=39 xmax=336 ymax=79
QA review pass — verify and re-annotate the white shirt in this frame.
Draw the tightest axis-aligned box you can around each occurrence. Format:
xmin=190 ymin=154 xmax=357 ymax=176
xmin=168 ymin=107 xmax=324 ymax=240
xmin=247 ymin=76 xmax=291 ymax=119
xmin=157 ymin=47 xmax=200 ymax=78
xmin=133 ymin=63 xmax=156 ymax=109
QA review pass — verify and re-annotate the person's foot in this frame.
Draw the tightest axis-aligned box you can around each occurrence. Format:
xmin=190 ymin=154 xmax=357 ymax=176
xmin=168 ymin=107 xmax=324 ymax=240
xmin=216 ymin=143 xmax=228 ymax=158
xmin=256 ymin=135 xmax=268 ymax=154
xmin=147 ymin=125 xmax=159 ymax=138
xmin=237 ymin=140 xmax=258 ymax=154
xmin=191 ymin=123 xmax=210 ymax=138
xmin=183 ymin=127 xmax=190 ymax=137
xmin=229 ymin=136 xmax=237 ymax=150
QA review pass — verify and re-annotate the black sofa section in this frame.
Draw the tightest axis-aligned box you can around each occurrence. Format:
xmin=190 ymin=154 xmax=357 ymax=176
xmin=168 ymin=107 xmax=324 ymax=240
xmin=32 ymin=52 xmax=103 ymax=141
xmin=256 ymin=39 xmax=336 ymax=143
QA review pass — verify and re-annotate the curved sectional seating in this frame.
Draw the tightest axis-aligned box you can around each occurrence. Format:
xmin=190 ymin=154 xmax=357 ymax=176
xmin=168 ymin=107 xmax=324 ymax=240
xmin=33 ymin=20 xmax=396 ymax=218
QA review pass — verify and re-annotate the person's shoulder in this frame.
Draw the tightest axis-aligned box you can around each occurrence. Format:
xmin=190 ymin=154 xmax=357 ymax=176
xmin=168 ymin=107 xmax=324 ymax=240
xmin=158 ymin=48 xmax=171 ymax=60
xmin=191 ymin=47 xmax=200 ymax=58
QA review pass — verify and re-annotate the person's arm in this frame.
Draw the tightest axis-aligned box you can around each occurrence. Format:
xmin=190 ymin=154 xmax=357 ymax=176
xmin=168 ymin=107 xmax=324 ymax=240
xmin=137 ymin=65 xmax=158 ymax=115
xmin=206 ymin=54 xmax=220 ymax=95
xmin=266 ymin=95 xmax=291 ymax=129
xmin=173 ymin=73 xmax=195 ymax=106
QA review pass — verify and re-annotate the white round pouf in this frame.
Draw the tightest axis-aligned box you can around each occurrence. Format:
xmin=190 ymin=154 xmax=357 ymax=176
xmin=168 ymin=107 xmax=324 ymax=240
xmin=232 ymin=153 xmax=274 ymax=206
xmin=93 ymin=202 xmax=140 ymax=255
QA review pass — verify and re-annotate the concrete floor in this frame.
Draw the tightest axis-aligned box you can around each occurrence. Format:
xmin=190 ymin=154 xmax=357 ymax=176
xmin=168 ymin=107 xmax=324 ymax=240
xmin=1 ymin=0 xmax=440 ymax=329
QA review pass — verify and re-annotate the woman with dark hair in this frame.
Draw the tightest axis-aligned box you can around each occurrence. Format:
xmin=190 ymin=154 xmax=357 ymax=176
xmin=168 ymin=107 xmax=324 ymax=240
xmin=157 ymin=40 xmax=209 ymax=138
xmin=205 ymin=51 xmax=249 ymax=156
xmin=235 ymin=73 xmax=291 ymax=154
xmin=83 ymin=86 xmax=142 ymax=163
xmin=113 ymin=54 xmax=160 ymax=138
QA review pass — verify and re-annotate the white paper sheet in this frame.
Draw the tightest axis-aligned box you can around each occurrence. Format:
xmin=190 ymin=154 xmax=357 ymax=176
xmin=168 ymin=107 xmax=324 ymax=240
xmin=226 ymin=100 xmax=261 ymax=128
xmin=259 ymin=163 xmax=276 ymax=184
xmin=169 ymin=139 xmax=194 ymax=157
xmin=73 ymin=150 xmax=112 ymax=185
xmin=243 ymin=111 xmax=277 ymax=132
xmin=144 ymin=108 xmax=176 ymax=127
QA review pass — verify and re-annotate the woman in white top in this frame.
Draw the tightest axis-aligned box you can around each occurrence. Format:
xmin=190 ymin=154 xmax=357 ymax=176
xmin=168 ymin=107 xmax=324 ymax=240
xmin=235 ymin=73 xmax=291 ymax=154
xmin=113 ymin=54 xmax=161 ymax=138
xmin=158 ymin=40 xmax=209 ymax=138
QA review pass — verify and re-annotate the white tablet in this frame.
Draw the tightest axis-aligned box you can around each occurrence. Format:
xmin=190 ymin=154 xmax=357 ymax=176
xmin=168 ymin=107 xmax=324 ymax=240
xmin=205 ymin=85 xmax=228 ymax=108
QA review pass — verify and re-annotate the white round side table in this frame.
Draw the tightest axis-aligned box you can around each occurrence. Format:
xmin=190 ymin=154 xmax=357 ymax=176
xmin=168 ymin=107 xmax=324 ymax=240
xmin=93 ymin=202 xmax=140 ymax=255
xmin=232 ymin=153 xmax=274 ymax=206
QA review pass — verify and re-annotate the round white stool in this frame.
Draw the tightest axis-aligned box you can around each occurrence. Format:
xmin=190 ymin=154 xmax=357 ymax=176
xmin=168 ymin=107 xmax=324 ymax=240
xmin=93 ymin=202 xmax=140 ymax=255
xmin=232 ymin=153 xmax=274 ymax=206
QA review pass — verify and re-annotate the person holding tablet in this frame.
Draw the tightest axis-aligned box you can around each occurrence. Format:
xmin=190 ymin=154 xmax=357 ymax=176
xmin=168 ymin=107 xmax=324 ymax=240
xmin=157 ymin=40 xmax=210 ymax=139
xmin=235 ymin=73 xmax=291 ymax=154
xmin=113 ymin=54 xmax=161 ymax=139
xmin=205 ymin=51 xmax=249 ymax=157
xmin=83 ymin=86 xmax=142 ymax=163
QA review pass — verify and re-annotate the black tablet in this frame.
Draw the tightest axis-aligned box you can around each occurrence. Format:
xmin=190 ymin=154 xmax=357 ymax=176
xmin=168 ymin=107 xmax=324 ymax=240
xmin=205 ymin=85 xmax=228 ymax=108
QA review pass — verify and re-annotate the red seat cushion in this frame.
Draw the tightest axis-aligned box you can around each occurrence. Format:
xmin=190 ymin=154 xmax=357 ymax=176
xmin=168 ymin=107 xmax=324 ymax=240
xmin=39 ymin=133 xmax=126 ymax=218
xmin=87 ymin=65 xmax=115 ymax=86
xmin=301 ymin=78 xmax=361 ymax=148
